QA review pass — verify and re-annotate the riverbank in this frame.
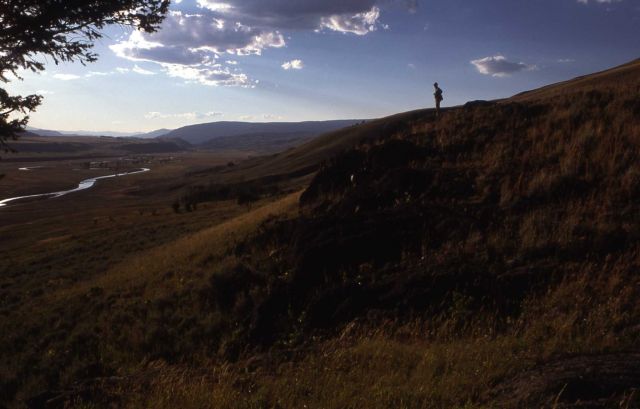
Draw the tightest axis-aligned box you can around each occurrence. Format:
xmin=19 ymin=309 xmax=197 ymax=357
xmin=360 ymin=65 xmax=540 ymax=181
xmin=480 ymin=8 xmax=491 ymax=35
xmin=0 ymin=168 xmax=150 ymax=208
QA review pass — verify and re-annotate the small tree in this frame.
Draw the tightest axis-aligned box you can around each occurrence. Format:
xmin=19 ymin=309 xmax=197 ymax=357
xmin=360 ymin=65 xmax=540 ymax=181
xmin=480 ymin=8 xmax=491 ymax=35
xmin=0 ymin=0 xmax=170 ymax=151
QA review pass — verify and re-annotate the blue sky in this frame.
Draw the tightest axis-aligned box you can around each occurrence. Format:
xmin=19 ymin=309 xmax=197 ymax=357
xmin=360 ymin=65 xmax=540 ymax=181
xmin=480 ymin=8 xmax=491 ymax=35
xmin=8 ymin=0 xmax=640 ymax=133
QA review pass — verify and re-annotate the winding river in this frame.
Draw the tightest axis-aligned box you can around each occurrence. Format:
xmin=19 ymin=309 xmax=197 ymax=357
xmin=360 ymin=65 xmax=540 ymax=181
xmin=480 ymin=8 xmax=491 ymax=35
xmin=0 ymin=168 xmax=150 ymax=208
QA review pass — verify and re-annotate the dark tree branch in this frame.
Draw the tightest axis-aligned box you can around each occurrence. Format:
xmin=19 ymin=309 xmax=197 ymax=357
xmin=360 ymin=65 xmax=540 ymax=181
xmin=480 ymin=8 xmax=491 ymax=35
xmin=0 ymin=0 xmax=170 ymax=152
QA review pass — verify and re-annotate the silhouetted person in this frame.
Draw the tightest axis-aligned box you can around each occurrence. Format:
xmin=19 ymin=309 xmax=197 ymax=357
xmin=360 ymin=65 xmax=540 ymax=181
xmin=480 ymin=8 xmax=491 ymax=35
xmin=434 ymin=82 xmax=443 ymax=116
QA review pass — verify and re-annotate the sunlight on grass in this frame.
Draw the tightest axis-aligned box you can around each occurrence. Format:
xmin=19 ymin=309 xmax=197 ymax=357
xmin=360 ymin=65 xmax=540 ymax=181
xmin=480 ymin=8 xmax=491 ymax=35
xmin=49 ymin=191 xmax=301 ymax=302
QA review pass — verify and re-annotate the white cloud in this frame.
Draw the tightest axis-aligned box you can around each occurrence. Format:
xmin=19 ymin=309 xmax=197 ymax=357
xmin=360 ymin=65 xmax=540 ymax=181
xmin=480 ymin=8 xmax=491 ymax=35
xmin=109 ymin=1 xmax=401 ymax=87
xmin=145 ymin=111 xmax=223 ymax=120
xmin=161 ymin=63 xmax=252 ymax=87
xmin=282 ymin=59 xmax=304 ymax=70
xmin=197 ymin=0 xmax=233 ymax=12
xmin=36 ymin=90 xmax=54 ymax=95
xmin=320 ymin=6 xmax=381 ymax=35
xmin=195 ymin=0 xmax=385 ymax=35
xmin=53 ymin=74 xmax=81 ymax=81
xmin=470 ymin=55 xmax=533 ymax=77
xmin=110 ymin=13 xmax=285 ymax=61
xmin=132 ymin=65 xmax=156 ymax=75
xmin=85 ymin=71 xmax=111 ymax=78
xmin=109 ymin=11 xmax=287 ymax=86
xmin=110 ymin=30 xmax=163 ymax=57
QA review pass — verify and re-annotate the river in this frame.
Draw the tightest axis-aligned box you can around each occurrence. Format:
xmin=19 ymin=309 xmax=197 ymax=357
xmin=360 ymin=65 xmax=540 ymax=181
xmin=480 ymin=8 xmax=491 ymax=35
xmin=0 ymin=168 xmax=150 ymax=208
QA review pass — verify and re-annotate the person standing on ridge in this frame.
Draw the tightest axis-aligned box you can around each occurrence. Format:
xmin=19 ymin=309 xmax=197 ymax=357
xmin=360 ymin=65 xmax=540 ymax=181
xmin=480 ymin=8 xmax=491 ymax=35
xmin=434 ymin=82 xmax=443 ymax=116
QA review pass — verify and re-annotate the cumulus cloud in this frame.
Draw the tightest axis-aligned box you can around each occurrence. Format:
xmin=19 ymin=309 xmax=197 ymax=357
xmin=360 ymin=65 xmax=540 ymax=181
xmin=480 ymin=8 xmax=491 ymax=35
xmin=109 ymin=0 xmax=404 ymax=86
xmin=320 ymin=6 xmax=381 ymax=35
xmin=145 ymin=111 xmax=223 ymax=120
xmin=470 ymin=55 xmax=533 ymax=77
xmin=53 ymin=74 xmax=81 ymax=81
xmin=196 ymin=0 xmax=383 ymax=34
xmin=110 ymin=12 xmax=283 ymax=86
xmin=109 ymin=13 xmax=283 ymax=60
xmin=161 ymin=63 xmax=252 ymax=87
xmin=282 ymin=59 xmax=304 ymax=70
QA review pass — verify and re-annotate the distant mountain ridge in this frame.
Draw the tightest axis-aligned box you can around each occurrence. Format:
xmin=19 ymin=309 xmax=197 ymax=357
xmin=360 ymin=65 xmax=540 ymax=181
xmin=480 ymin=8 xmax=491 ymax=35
xmin=24 ymin=127 xmax=65 ymax=137
xmin=18 ymin=120 xmax=369 ymax=157
xmin=25 ymin=127 xmax=172 ymax=139
xmin=163 ymin=120 xmax=365 ymax=145
xmin=24 ymin=121 xmax=365 ymax=153
xmin=136 ymin=128 xmax=172 ymax=139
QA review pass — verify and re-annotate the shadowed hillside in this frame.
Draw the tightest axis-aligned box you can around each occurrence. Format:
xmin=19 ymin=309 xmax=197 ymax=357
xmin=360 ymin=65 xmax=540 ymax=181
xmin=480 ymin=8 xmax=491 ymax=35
xmin=512 ymin=58 xmax=640 ymax=101
xmin=2 ymin=60 xmax=640 ymax=408
xmin=200 ymin=131 xmax=317 ymax=154
xmin=196 ymin=111 xmax=431 ymax=183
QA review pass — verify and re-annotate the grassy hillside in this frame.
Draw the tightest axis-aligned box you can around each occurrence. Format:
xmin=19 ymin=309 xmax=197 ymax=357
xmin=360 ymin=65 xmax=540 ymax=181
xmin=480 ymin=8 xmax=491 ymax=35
xmin=164 ymin=120 xmax=363 ymax=145
xmin=4 ymin=135 xmax=191 ymax=161
xmin=2 ymin=60 xmax=640 ymax=408
xmin=200 ymin=132 xmax=318 ymax=155
xmin=194 ymin=111 xmax=429 ymax=184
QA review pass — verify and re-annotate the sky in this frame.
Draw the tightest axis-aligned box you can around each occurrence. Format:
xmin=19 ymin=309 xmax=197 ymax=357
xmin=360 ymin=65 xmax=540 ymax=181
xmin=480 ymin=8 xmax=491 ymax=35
xmin=7 ymin=0 xmax=640 ymax=133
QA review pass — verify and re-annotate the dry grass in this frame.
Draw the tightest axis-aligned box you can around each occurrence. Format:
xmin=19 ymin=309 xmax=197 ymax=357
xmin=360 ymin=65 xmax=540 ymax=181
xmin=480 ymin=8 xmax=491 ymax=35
xmin=4 ymin=61 xmax=640 ymax=408
xmin=95 ymin=73 xmax=640 ymax=409
xmin=108 ymin=257 xmax=639 ymax=409
xmin=57 ymin=190 xmax=301 ymax=300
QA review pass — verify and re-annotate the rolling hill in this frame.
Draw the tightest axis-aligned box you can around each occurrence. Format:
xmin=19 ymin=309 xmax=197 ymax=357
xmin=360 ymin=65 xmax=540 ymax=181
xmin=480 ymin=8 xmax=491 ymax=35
xmin=162 ymin=119 xmax=364 ymax=145
xmin=2 ymin=59 xmax=640 ymax=408
xmin=24 ymin=127 xmax=65 ymax=137
xmin=167 ymin=58 xmax=640 ymax=407
xmin=512 ymin=58 xmax=640 ymax=101
xmin=200 ymin=131 xmax=317 ymax=154
xmin=23 ymin=120 xmax=366 ymax=156
xmin=134 ymin=128 xmax=173 ymax=139
xmin=5 ymin=134 xmax=191 ymax=159
xmin=208 ymin=59 xmax=640 ymax=184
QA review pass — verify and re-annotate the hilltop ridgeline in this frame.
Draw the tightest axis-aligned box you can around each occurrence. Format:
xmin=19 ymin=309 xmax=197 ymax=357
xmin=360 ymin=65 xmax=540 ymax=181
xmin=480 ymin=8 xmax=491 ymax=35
xmin=167 ymin=60 xmax=640 ymax=406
